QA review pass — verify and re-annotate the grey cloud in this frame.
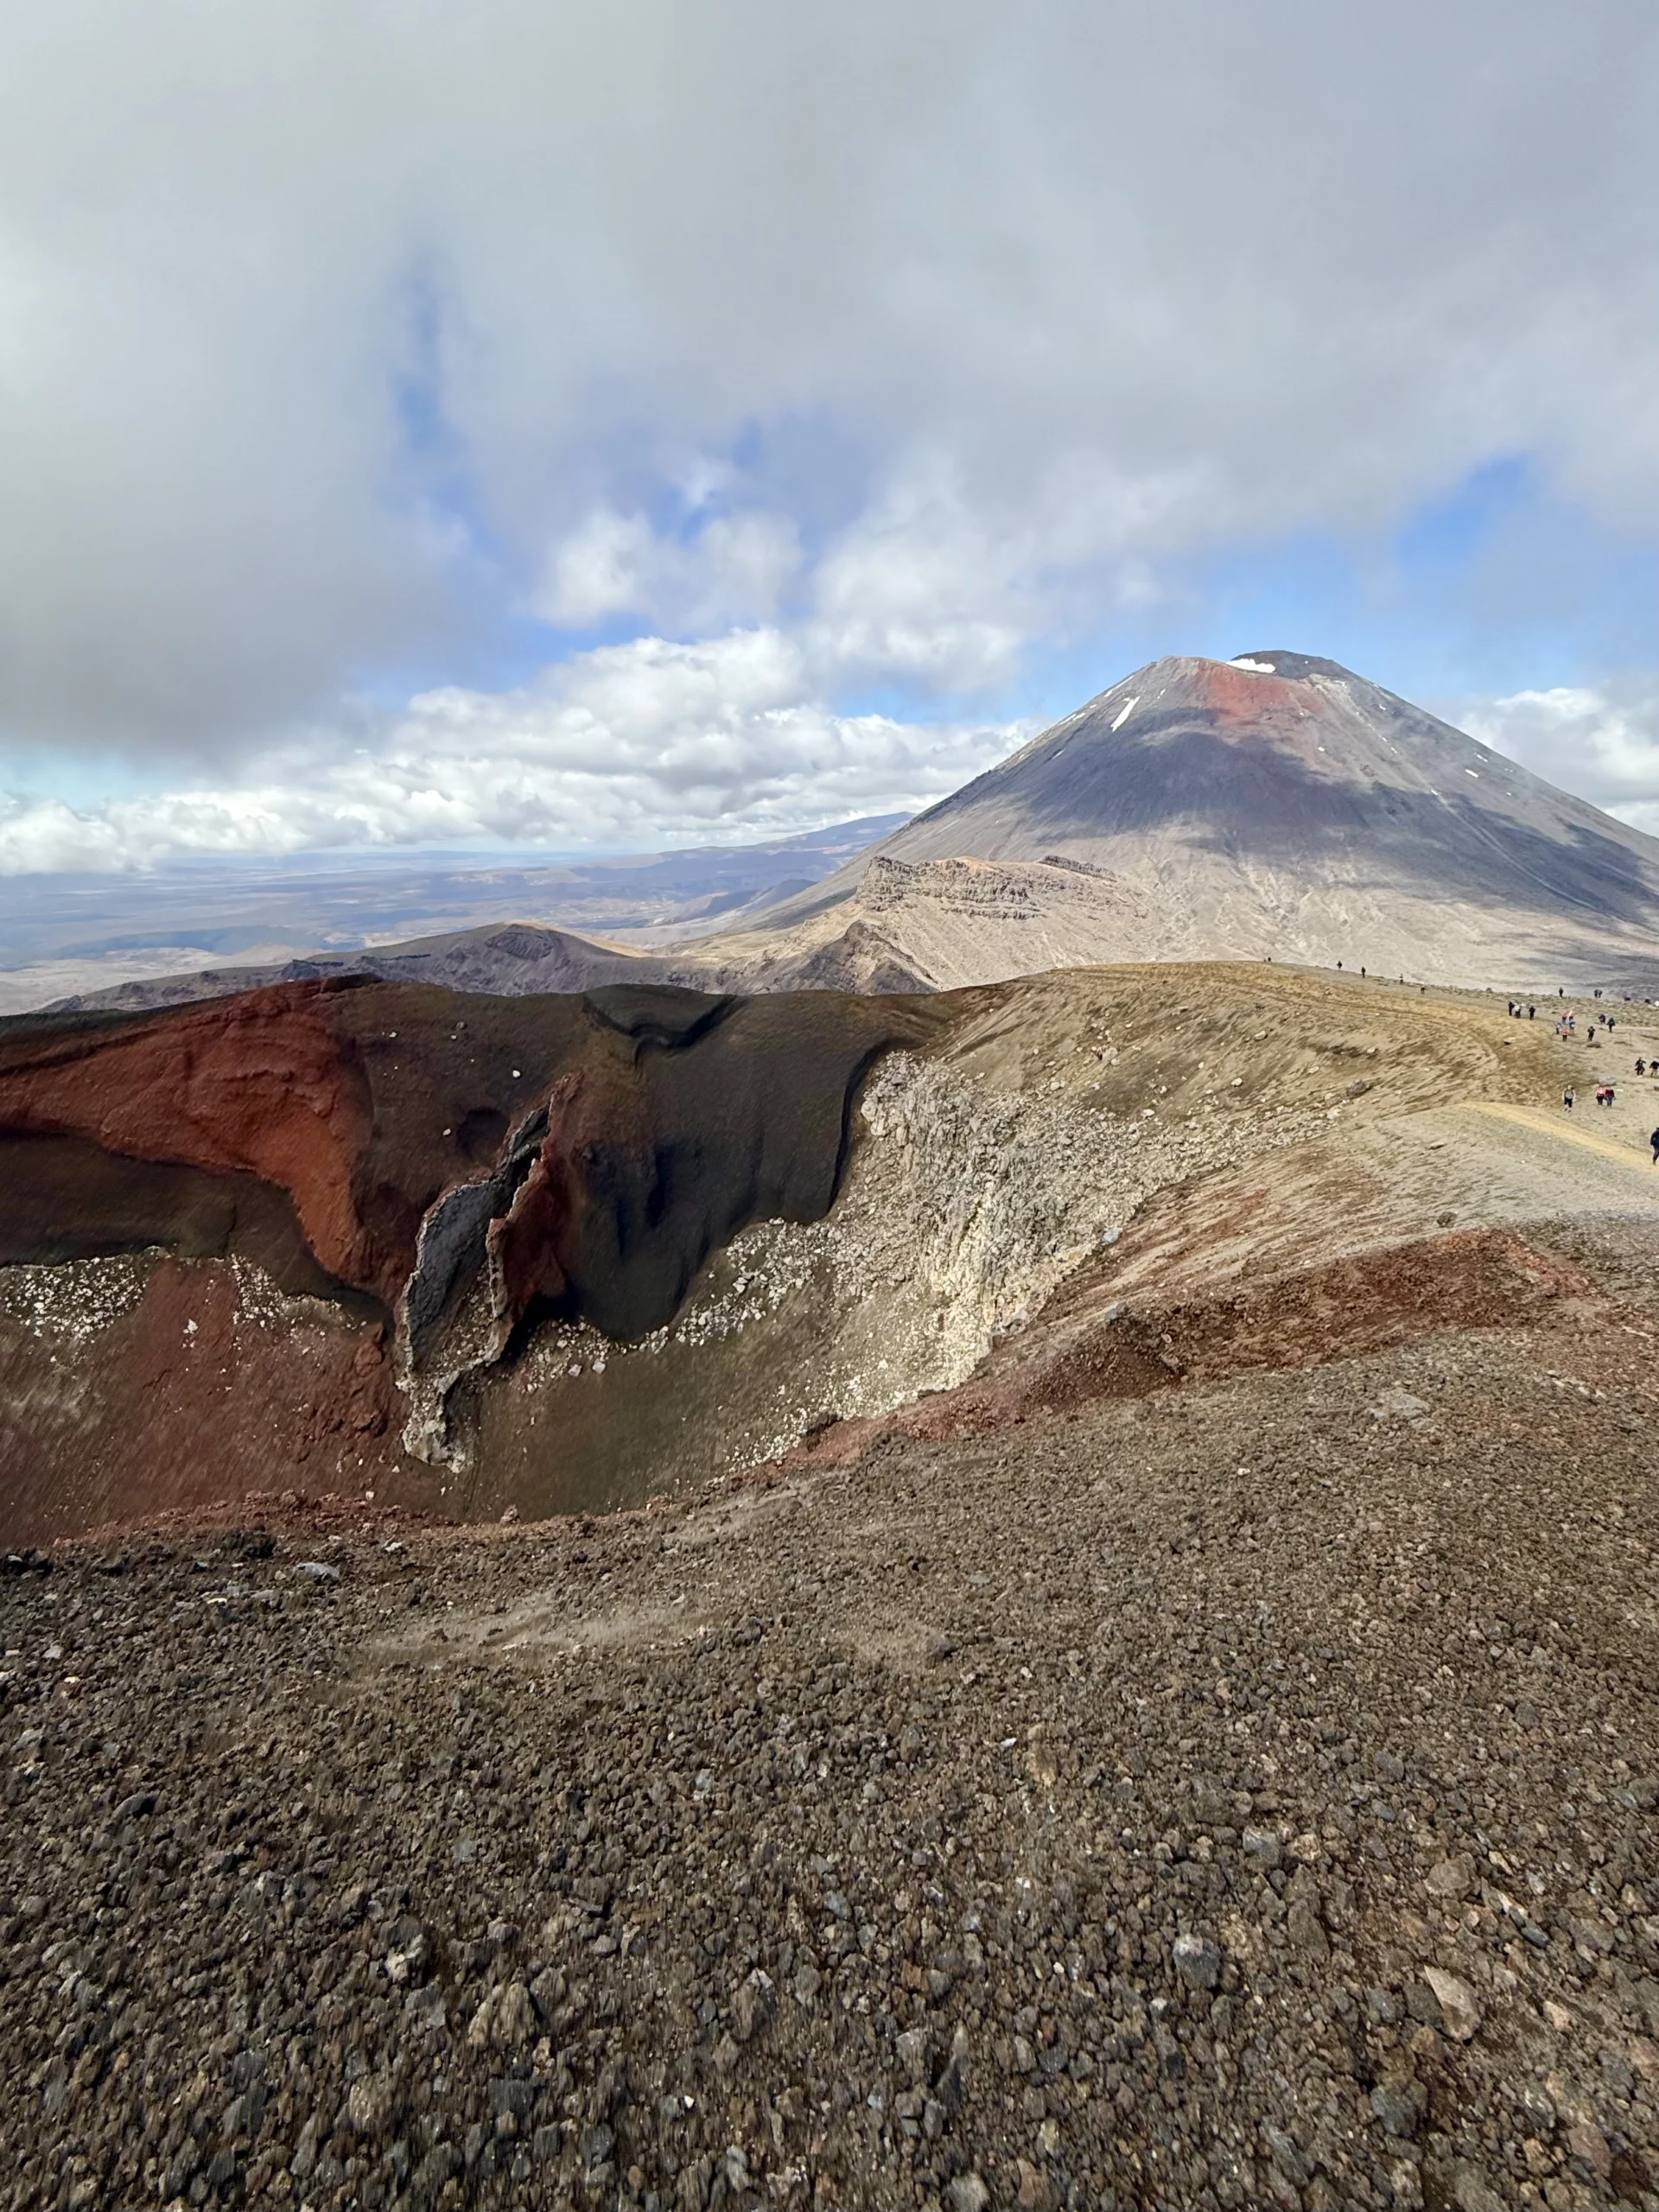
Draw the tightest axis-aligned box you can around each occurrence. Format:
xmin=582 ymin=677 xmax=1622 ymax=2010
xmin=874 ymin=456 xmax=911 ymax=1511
xmin=0 ymin=0 xmax=1656 ymax=754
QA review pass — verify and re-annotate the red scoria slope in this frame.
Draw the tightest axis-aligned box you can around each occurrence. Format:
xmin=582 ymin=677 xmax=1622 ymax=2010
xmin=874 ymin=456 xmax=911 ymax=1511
xmin=0 ymin=982 xmax=387 ymax=1292
xmin=0 ymin=978 xmax=938 ymax=1325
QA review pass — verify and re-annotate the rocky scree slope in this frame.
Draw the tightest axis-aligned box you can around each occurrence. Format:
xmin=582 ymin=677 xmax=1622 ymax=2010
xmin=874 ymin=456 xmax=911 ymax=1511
xmin=3 ymin=1217 xmax=1659 ymax=2212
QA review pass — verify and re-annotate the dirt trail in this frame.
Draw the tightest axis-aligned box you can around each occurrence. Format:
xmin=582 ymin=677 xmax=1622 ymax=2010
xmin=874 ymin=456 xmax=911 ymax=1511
xmin=1465 ymin=1100 xmax=1659 ymax=1175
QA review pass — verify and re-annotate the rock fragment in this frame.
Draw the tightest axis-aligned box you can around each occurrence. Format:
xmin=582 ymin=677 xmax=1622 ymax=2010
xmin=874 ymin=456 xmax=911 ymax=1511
xmin=1172 ymin=1933 xmax=1223 ymax=1991
xmin=467 ymin=1980 xmax=537 ymax=2050
xmin=1421 ymin=1967 xmax=1481 ymax=2042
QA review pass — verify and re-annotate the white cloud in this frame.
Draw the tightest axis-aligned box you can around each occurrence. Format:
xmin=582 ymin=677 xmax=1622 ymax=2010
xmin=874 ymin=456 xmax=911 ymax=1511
xmin=0 ymin=631 xmax=1026 ymax=872
xmin=535 ymin=507 xmax=802 ymax=632
xmin=524 ymin=449 xmax=1207 ymax=713
xmin=0 ymin=1 xmax=1655 ymax=756
xmin=808 ymin=449 xmax=1212 ymax=690
xmin=537 ymin=512 xmax=661 ymax=628
xmin=1461 ymin=682 xmax=1659 ymax=834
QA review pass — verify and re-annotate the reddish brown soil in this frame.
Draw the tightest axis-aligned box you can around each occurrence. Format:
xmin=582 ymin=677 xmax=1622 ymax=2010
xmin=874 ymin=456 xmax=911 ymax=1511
xmin=0 ymin=983 xmax=386 ymax=1290
xmin=784 ymin=1230 xmax=1595 ymax=1471
xmin=0 ymin=1258 xmax=425 ymax=1544
xmin=1189 ymin=656 xmax=1313 ymax=729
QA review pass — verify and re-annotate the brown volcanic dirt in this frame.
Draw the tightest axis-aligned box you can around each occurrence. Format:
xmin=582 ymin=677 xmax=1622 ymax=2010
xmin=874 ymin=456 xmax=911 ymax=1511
xmin=5 ymin=960 xmax=1658 ymax=1547
xmin=4 ymin=968 xmax=1659 ymax=2210
xmin=3 ymin=1217 xmax=1658 ymax=2212
xmin=781 ymin=1230 xmax=1599 ymax=1466
xmin=0 ymin=1256 xmax=411 ymax=1544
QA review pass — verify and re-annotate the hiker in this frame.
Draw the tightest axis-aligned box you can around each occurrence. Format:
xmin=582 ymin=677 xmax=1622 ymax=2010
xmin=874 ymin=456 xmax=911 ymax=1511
xmin=1637 ymin=1058 xmax=1647 ymax=1077
xmin=1563 ymin=1087 xmax=1575 ymax=1110
xmin=1529 ymin=1005 xmax=1535 ymax=1019
xmin=1651 ymin=1126 xmax=1659 ymax=1166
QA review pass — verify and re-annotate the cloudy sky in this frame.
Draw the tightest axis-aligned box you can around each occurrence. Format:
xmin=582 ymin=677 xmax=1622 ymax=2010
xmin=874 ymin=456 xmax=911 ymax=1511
xmin=2 ymin=0 xmax=1657 ymax=869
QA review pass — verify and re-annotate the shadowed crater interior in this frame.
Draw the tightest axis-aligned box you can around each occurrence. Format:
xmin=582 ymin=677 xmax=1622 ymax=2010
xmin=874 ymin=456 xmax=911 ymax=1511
xmin=0 ymin=978 xmax=944 ymax=1360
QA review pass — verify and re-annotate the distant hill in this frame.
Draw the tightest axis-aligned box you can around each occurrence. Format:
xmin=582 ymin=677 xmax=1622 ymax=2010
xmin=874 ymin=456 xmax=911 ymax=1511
xmin=34 ymin=815 xmax=908 ymax=1014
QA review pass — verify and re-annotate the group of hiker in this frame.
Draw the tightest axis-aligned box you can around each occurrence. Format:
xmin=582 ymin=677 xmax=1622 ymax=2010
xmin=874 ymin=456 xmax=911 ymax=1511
xmin=1555 ymin=1007 xmax=1618 ymax=1046
xmin=1555 ymin=1023 xmax=1659 ymax=1160
xmin=1324 ymin=974 xmax=1659 ymax=1158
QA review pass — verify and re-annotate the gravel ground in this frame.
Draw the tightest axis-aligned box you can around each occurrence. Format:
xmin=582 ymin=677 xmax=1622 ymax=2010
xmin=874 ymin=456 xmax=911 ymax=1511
xmin=3 ymin=1220 xmax=1658 ymax=2212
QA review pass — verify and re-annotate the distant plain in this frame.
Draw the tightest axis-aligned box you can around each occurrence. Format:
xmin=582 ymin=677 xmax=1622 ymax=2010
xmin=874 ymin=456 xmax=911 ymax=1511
xmin=0 ymin=816 xmax=906 ymax=1015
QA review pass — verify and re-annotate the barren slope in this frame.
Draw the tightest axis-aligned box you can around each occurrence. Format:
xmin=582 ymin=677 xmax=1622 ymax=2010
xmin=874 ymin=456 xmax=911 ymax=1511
xmin=4 ymin=1213 xmax=1658 ymax=2212
xmin=7 ymin=966 xmax=1659 ymax=2210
